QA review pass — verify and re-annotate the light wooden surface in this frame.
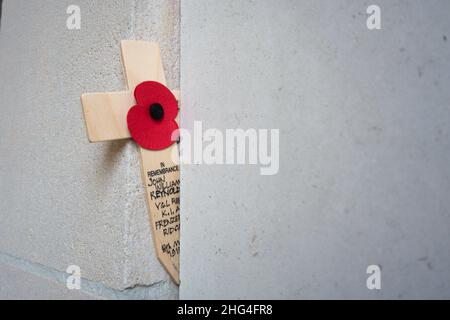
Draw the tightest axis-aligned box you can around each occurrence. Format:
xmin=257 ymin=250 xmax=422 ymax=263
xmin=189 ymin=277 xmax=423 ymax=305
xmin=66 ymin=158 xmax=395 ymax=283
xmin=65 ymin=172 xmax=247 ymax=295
xmin=81 ymin=90 xmax=179 ymax=142
xmin=81 ymin=40 xmax=180 ymax=284
xmin=121 ymin=41 xmax=180 ymax=284
xmin=120 ymin=41 xmax=167 ymax=92
xmin=81 ymin=91 xmax=133 ymax=142
xmin=139 ymin=147 xmax=180 ymax=283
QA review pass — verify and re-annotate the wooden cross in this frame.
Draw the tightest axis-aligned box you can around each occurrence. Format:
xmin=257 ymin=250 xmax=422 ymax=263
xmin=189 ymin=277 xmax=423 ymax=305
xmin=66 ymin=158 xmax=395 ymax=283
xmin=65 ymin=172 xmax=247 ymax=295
xmin=80 ymin=41 xmax=180 ymax=284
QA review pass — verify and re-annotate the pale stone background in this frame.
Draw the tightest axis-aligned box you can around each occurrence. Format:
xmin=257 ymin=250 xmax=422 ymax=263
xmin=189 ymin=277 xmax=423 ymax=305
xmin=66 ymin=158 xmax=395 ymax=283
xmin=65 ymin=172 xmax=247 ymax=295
xmin=0 ymin=0 xmax=179 ymax=299
xmin=180 ymin=0 xmax=450 ymax=299
xmin=1 ymin=0 xmax=450 ymax=300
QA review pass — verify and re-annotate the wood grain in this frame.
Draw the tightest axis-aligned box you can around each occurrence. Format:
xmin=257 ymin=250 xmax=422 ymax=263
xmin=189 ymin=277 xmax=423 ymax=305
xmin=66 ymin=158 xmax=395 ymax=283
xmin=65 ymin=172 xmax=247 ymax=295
xmin=121 ymin=40 xmax=180 ymax=284
xmin=80 ymin=40 xmax=180 ymax=284
xmin=81 ymin=89 xmax=179 ymax=142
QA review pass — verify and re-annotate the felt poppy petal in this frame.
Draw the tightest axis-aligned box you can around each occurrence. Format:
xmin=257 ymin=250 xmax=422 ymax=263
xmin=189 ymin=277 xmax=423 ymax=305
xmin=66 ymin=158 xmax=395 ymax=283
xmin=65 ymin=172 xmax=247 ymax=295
xmin=134 ymin=81 xmax=178 ymax=120
xmin=127 ymin=104 xmax=179 ymax=150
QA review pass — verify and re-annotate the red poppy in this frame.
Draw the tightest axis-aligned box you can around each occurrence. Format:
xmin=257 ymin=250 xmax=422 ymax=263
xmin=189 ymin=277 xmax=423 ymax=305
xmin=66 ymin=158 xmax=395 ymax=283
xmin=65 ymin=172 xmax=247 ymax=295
xmin=127 ymin=81 xmax=179 ymax=150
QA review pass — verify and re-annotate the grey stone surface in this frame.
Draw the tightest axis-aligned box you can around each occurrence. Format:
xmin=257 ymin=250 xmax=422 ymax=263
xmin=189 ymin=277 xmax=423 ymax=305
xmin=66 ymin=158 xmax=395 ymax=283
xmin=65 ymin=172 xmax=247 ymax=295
xmin=180 ymin=0 xmax=450 ymax=298
xmin=0 ymin=0 xmax=179 ymax=298
xmin=0 ymin=252 xmax=176 ymax=300
xmin=0 ymin=261 xmax=98 ymax=300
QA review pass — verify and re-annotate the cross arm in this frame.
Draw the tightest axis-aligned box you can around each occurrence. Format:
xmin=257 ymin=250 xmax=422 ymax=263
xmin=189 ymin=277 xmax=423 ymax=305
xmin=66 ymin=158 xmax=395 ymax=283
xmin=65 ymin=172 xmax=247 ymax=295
xmin=81 ymin=89 xmax=179 ymax=143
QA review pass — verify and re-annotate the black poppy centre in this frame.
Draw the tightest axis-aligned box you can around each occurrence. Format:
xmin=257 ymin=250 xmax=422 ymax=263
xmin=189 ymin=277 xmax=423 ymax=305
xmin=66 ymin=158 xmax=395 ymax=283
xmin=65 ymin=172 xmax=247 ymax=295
xmin=149 ymin=103 xmax=164 ymax=121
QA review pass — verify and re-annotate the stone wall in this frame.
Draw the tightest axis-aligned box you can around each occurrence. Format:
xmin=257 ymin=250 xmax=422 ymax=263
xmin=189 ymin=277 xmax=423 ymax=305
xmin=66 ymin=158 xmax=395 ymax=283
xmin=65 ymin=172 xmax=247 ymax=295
xmin=0 ymin=0 xmax=179 ymax=299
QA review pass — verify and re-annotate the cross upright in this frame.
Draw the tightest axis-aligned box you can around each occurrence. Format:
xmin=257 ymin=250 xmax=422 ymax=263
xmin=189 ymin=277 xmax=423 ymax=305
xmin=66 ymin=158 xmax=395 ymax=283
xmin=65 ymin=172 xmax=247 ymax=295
xmin=80 ymin=40 xmax=180 ymax=284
